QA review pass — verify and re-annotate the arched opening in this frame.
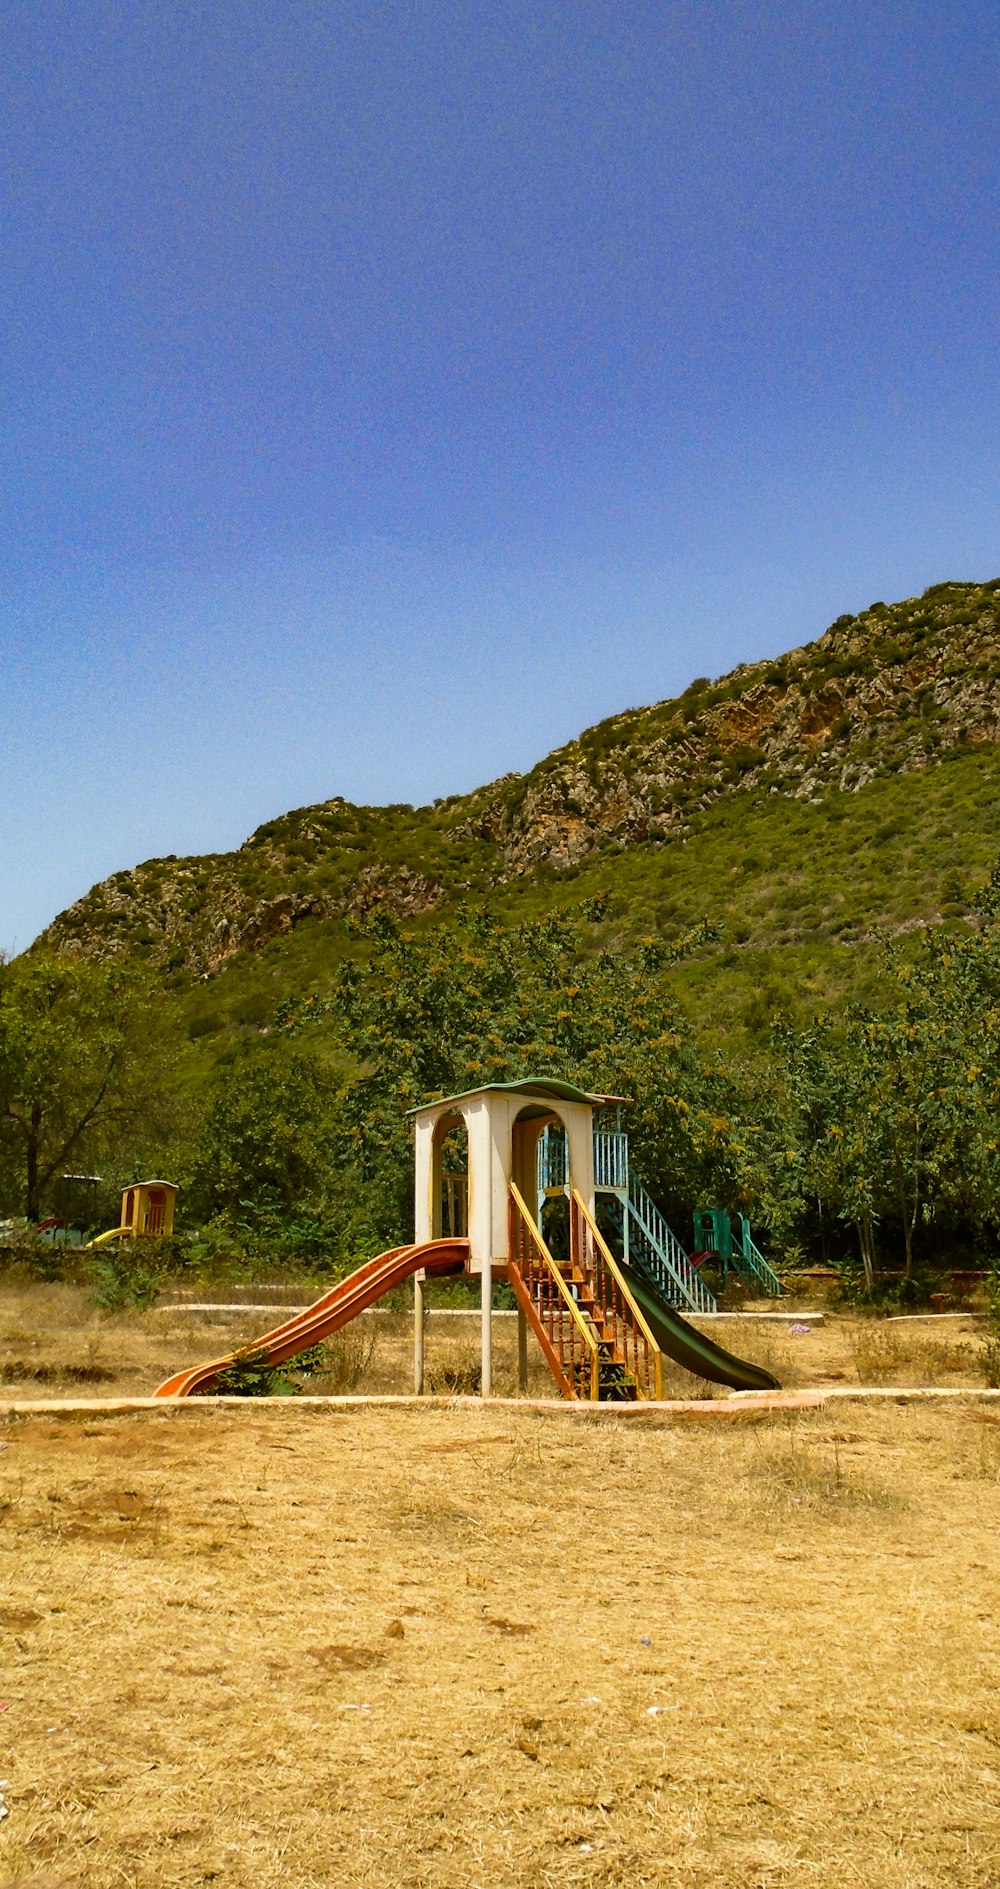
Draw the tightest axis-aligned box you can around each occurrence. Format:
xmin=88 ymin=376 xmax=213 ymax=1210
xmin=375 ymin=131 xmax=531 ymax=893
xmin=512 ymin=1102 xmax=577 ymax=1244
xmin=430 ymin=1111 xmax=468 ymax=1239
xmin=536 ymin=1119 xmax=570 ymax=1259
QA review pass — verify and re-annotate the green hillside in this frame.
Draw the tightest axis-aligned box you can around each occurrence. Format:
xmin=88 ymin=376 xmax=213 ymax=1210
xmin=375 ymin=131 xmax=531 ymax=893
xmin=38 ymin=575 xmax=1000 ymax=1073
xmin=8 ymin=576 xmax=1000 ymax=1286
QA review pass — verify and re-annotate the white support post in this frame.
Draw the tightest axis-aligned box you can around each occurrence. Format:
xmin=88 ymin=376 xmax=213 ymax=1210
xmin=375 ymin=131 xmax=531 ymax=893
xmin=413 ymin=1274 xmax=425 ymax=1396
xmin=481 ymin=1252 xmax=492 ymax=1398
xmin=517 ymin=1301 xmax=528 ymax=1394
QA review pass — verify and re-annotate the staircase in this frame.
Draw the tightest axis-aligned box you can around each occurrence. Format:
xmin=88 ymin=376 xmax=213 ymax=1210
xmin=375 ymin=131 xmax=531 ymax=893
xmin=507 ymin=1183 xmax=664 ymax=1402
xmin=730 ymin=1224 xmax=783 ymax=1297
xmin=625 ymin=1177 xmax=719 ymax=1314
xmin=536 ymin=1123 xmax=719 ymax=1314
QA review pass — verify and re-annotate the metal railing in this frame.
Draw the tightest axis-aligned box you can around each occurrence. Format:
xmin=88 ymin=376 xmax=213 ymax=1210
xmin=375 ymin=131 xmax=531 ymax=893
xmin=536 ymin=1124 xmax=568 ymax=1192
xmin=733 ymin=1229 xmax=783 ymax=1297
xmin=569 ymin=1189 xmax=664 ymax=1402
xmin=532 ymin=1123 xmax=719 ymax=1316
xmin=538 ymin=1126 xmax=632 ymax=1194
xmin=508 ymin=1183 xmax=600 ymax=1401
xmin=594 ymin=1131 xmax=629 ymax=1189
xmin=627 ymin=1178 xmax=718 ymax=1314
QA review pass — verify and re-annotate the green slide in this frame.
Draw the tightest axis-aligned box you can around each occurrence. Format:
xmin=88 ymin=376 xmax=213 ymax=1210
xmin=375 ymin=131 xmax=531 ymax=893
xmin=626 ymin=1261 xmax=781 ymax=1392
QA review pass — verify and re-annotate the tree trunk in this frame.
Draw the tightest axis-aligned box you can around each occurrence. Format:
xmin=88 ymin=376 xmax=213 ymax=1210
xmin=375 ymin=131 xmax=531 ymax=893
xmin=857 ymin=1214 xmax=876 ymax=1291
xmin=901 ymin=1196 xmax=916 ymax=1280
xmin=25 ymin=1103 xmax=42 ymax=1221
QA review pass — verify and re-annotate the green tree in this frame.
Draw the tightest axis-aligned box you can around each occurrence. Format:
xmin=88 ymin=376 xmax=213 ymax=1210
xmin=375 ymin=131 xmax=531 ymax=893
xmin=187 ymin=1049 xmax=336 ymax=1220
xmin=0 ymin=953 xmax=162 ymax=1220
xmin=776 ymin=906 xmax=1000 ymax=1280
xmin=278 ymin=905 xmax=718 ymax=1242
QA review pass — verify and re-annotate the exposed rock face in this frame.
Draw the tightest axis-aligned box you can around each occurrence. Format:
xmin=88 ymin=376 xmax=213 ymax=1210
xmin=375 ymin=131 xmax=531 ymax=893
xmin=210 ymin=894 xmax=332 ymax=969
xmin=346 ymin=866 xmax=444 ymax=920
xmin=452 ymin=585 xmax=1000 ymax=874
xmin=39 ymin=579 xmax=1000 ymax=975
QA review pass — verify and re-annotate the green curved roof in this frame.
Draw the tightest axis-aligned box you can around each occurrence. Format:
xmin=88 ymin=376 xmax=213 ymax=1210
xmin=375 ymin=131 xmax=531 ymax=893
xmin=407 ymin=1077 xmax=629 ymax=1115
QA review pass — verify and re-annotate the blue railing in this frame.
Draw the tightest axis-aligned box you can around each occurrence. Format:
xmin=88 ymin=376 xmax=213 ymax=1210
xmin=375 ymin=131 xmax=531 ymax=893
xmin=594 ymin=1131 xmax=629 ymax=1189
xmin=625 ymin=1176 xmax=718 ymax=1314
xmin=536 ymin=1126 xmax=717 ymax=1316
xmin=537 ymin=1125 xmax=568 ymax=1192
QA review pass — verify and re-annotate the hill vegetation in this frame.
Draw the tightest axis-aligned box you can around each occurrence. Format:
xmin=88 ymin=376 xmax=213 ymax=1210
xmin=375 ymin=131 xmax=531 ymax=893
xmin=43 ymin=576 xmax=1000 ymax=983
xmin=6 ymin=576 xmax=1000 ymax=1296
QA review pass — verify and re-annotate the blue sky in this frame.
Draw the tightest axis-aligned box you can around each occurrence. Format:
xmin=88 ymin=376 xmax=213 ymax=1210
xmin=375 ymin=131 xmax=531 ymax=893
xmin=2 ymin=0 xmax=998 ymax=952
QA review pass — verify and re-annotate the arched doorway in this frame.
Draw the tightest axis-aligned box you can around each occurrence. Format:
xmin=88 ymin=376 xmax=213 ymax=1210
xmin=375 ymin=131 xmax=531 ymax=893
xmin=431 ymin=1113 xmax=468 ymax=1239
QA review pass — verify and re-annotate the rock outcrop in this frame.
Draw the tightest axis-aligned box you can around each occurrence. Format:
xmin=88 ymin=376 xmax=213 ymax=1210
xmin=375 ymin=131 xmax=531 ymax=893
xmin=40 ymin=578 xmax=1000 ymax=975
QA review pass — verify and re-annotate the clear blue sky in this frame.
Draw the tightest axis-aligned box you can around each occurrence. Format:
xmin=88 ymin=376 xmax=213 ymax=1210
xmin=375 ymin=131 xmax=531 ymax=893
xmin=3 ymin=1 xmax=998 ymax=953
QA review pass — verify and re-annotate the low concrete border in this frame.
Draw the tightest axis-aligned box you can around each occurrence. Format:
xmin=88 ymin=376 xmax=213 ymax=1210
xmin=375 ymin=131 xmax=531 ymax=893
xmin=4 ymin=1386 xmax=1000 ymax=1419
xmin=0 ymin=1391 xmax=821 ymax=1419
xmin=153 ymin=1304 xmax=827 ymax=1325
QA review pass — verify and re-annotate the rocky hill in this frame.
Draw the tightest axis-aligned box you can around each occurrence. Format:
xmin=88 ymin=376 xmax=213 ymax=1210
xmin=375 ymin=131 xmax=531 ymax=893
xmin=42 ymin=577 xmax=1000 ymax=980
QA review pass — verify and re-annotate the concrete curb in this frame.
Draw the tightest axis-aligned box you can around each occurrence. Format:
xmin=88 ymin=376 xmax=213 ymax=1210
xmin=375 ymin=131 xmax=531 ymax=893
xmin=152 ymin=1305 xmax=827 ymax=1325
xmin=2 ymin=1387 xmax=997 ymax=1420
xmin=0 ymin=1391 xmax=820 ymax=1420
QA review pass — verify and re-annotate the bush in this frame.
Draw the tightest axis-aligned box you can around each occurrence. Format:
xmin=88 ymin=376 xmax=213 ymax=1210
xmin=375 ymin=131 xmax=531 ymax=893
xmin=212 ymin=1340 xmax=331 ymax=1397
xmin=89 ymin=1239 xmax=171 ymax=1311
xmin=188 ymin=1011 xmax=224 ymax=1039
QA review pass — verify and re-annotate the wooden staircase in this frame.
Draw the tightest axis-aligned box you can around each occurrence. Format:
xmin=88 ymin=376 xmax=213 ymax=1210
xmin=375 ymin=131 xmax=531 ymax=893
xmin=507 ymin=1182 xmax=663 ymax=1402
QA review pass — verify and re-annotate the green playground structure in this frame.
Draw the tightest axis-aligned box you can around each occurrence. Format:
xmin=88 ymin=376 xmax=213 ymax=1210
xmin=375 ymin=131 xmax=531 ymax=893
xmin=691 ymin=1206 xmax=784 ymax=1297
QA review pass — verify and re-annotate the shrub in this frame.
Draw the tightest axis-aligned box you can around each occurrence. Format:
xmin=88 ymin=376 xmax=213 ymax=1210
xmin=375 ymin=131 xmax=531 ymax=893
xmin=212 ymin=1340 xmax=330 ymax=1397
xmin=188 ymin=1011 xmax=224 ymax=1039
xmin=89 ymin=1240 xmax=169 ymax=1311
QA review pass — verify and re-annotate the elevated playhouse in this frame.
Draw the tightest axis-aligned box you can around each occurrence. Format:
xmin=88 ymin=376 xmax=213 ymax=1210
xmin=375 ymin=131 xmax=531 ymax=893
xmin=155 ymin=1080 xmax=779 ymax=1400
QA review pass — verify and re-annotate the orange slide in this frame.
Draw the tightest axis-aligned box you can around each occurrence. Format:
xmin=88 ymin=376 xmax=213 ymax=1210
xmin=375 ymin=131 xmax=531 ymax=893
xmin=154 ymin=1237 xmax=469 ymax=1397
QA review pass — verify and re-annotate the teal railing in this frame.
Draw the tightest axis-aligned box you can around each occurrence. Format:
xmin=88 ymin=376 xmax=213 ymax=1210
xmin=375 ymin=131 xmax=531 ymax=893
xmin=625 ymin=1175 xmax=718 ymax=1315
xmin=536 ymin=1126 xmax=717 ymax=1316
xmin=732 ymin=1225 xmax=783 ymax=1297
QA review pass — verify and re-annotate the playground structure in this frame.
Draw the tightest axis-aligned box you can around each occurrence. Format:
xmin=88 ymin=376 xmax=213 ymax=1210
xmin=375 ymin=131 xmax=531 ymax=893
xmin=155 ymin=1080 xmax=781 ymax=1401
xmin=33 ymin=1174 xmax=103 ymax=1248
xmin=88 ymin=1180 xmax=177 ymax=1248
xmin=692 ymin=1206 xmax=783 ymax=1297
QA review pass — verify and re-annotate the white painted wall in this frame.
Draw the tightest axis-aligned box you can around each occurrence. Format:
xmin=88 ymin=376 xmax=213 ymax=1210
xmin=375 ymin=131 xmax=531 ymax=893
xmin=411 ymin=1088 xmax=598 ymax=1270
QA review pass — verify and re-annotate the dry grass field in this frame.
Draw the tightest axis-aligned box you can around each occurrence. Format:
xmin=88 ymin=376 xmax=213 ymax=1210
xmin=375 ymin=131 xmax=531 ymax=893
xmin=0 ymin=1281 xmax=994 ymax=1403
xmin=1 ymin=1396 xmax=1000 ymax=1888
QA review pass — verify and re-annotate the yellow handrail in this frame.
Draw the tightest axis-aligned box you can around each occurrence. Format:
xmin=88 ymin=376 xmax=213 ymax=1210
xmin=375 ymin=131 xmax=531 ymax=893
xmin=508 ymin=1182 xmax=600 ymax=1399
xmin=509 ymin=1183 xmax=600 ymax=1356
xmin=570 ymin=1188 xmax=665 ymax=1401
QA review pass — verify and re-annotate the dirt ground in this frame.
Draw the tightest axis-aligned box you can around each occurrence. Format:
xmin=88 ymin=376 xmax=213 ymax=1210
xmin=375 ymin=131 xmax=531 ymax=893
xmin=1 ymin=1397 xmax=999 ymax=1888
xmin=0 ymin=1282 xmax=994 ymax=1402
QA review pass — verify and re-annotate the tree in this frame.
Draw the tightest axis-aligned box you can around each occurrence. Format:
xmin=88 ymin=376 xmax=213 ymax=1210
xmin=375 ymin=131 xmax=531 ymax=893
xmin=277 ymin=905 xmax=720 ymax=1241
xmin=0 ymin=952 xmax=161 ymax=1220
xmin=775 ymin=907 xmax=1000 ymax=1280
xmin=186 ymin=1049 xmax=337 ymax=1221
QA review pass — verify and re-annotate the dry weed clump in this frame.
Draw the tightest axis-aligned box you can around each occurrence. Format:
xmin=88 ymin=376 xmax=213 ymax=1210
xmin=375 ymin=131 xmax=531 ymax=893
xmin=1 ymin=1401 xmax=999 ymax=1889
xmin=732 ymin=1423 xmax=902 ymax=1520
xmin=427 ymin=1346 xmax=483 ymax=1396
xmin=305 ymin=1321 xmax=379 ymax=1394
xmin=850 ymin=1321 xmax=978 ymax=1386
